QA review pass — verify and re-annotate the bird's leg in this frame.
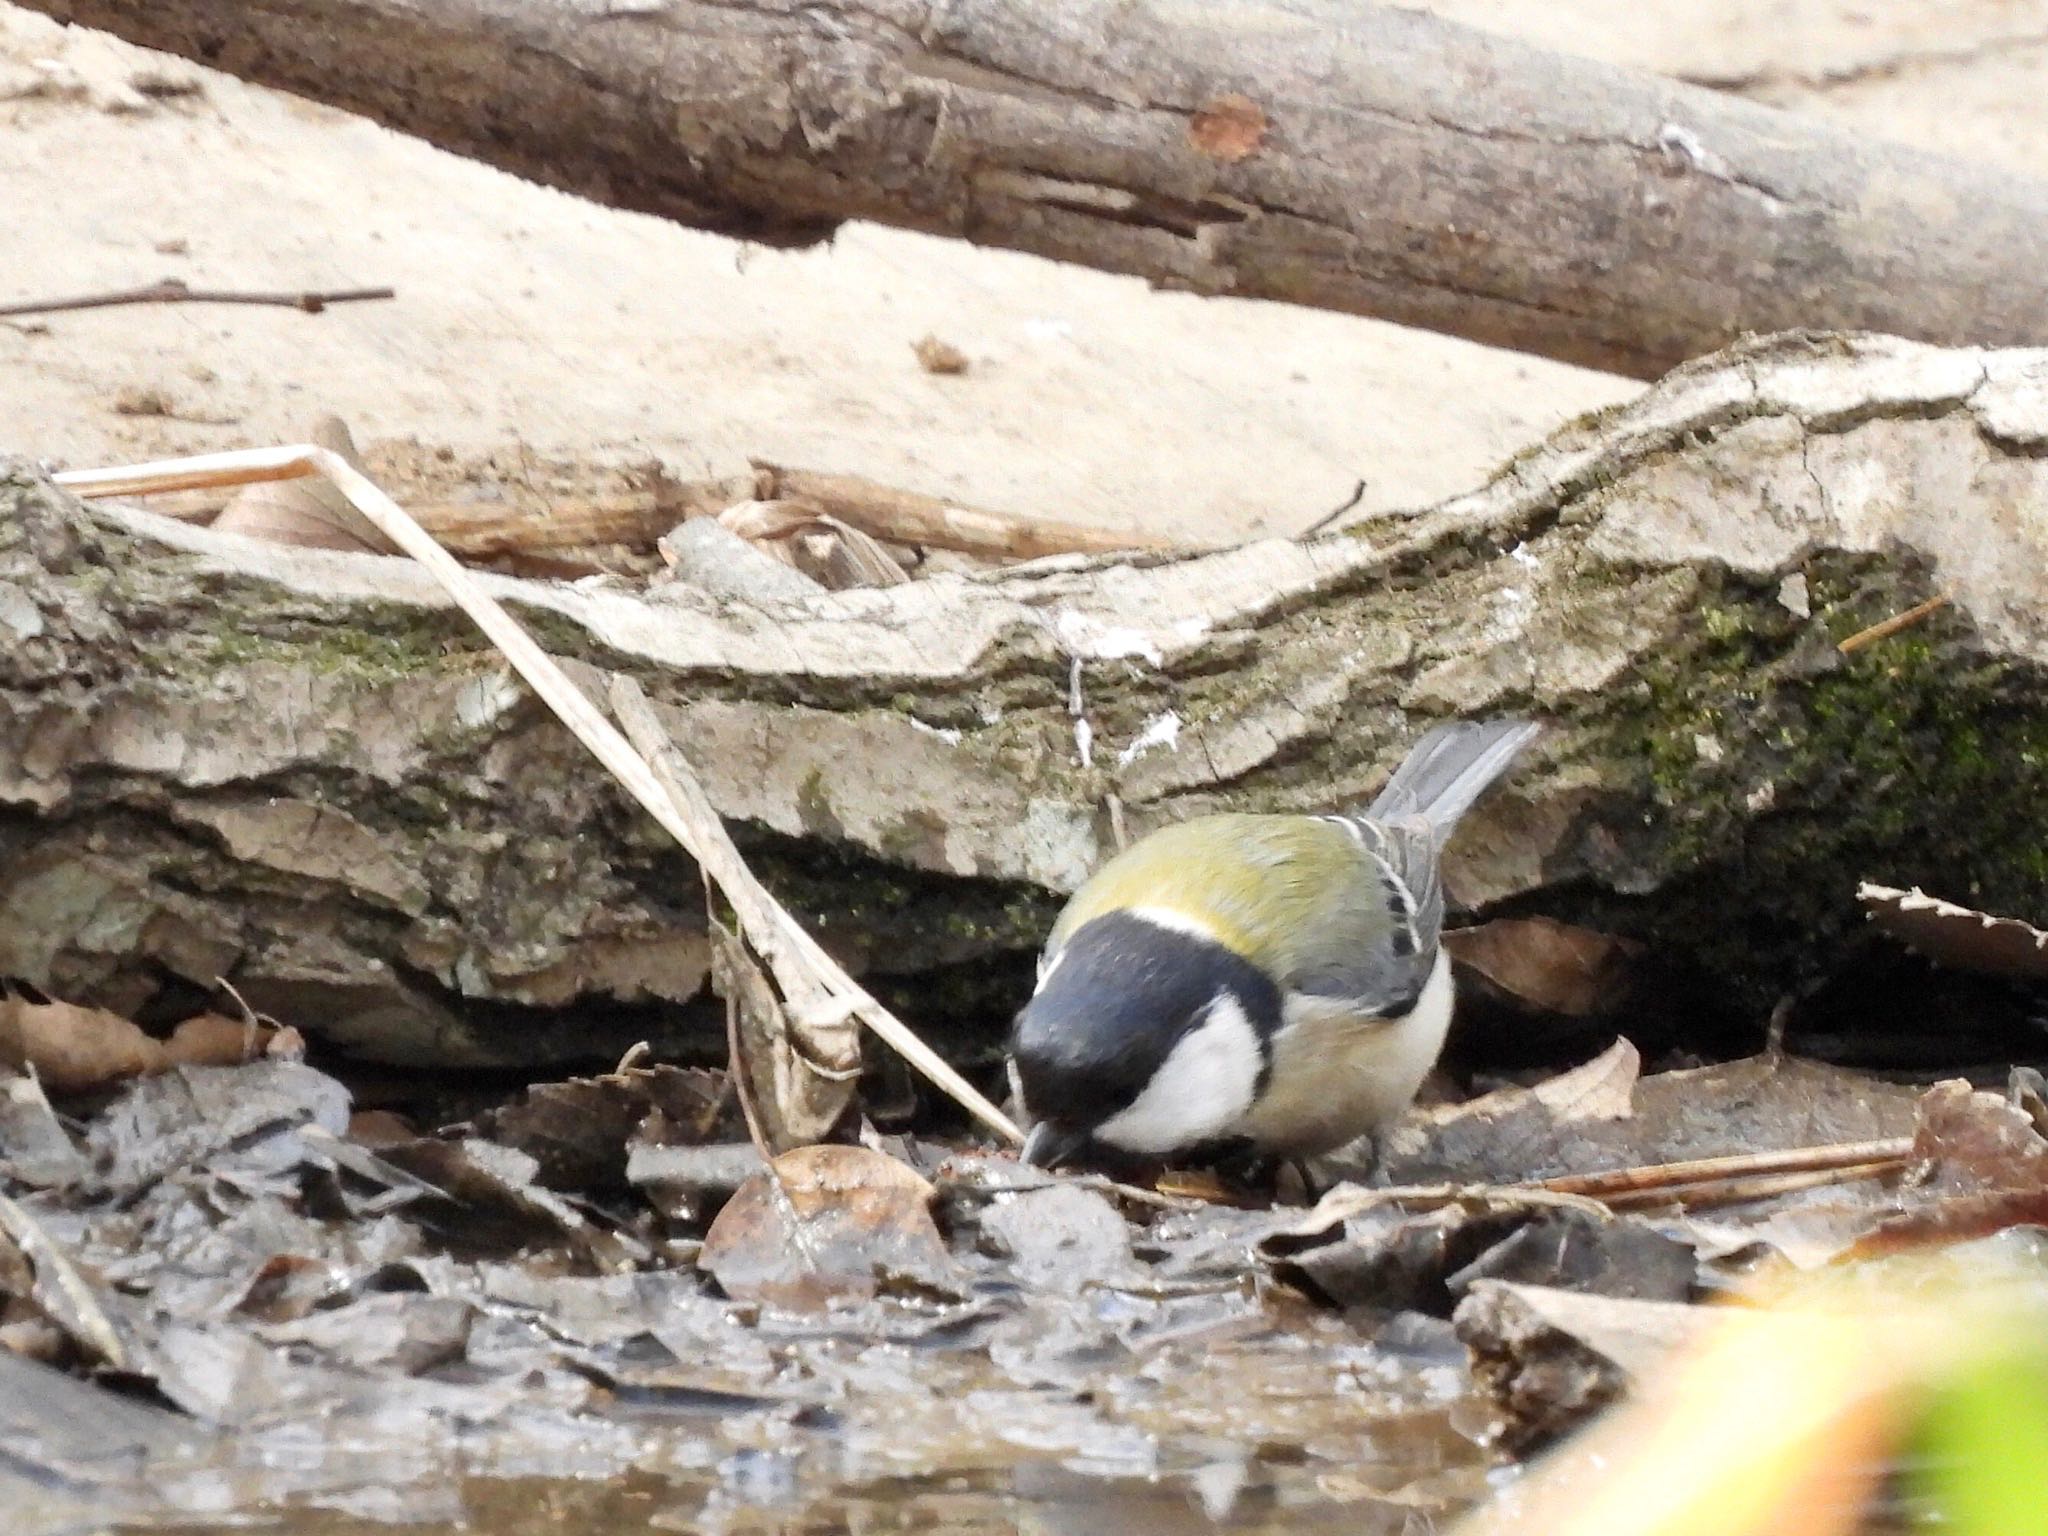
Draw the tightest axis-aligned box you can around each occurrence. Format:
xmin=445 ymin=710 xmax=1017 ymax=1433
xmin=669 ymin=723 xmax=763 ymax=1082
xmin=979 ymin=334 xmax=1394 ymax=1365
xmin=1286 ymin=1158 xmax=1326 ymax=1204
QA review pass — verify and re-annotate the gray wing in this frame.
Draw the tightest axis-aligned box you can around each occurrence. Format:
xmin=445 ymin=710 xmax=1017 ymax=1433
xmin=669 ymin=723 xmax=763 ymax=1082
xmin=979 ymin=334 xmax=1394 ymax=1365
xmin=1301 ymin=716 xmax=1542 ymax=1005
xmin=1277 ymin=816 xmax=1440 ymax=1015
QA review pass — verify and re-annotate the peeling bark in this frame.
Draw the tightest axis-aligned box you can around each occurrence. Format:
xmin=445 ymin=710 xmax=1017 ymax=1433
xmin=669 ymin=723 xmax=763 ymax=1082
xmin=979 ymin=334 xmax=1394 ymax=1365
xmin=8 ymin=334 xmax=2048 ymax=1068
xmin=18 ymin=0 xmax=2048 ymax=377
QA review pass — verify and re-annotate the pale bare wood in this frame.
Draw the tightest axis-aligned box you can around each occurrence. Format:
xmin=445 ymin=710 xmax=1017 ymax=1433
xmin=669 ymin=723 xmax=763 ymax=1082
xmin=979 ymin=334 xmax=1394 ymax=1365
xmin=81 ymin=458 xmax=1149 ymax=565
xmin=408 ymin=495 xmax=685 ymax=557
xmin=756 ymin=466 xmax=1187 ymax=561
xmin=82 ymin=481 xmax=703 ymax=556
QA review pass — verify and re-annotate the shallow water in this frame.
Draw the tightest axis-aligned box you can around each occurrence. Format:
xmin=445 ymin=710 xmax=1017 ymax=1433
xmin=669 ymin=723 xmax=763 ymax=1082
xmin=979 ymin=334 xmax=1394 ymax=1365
xmin=44 ymin=1297 xmax=1499 ymax=1536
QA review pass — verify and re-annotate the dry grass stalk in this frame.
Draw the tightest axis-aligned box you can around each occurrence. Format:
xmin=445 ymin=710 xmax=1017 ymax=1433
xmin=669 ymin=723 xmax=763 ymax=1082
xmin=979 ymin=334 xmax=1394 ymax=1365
xmin=1836 ymin=592 xmax=1952 ymax=654
xmin=1530 ymin=1138 xmax=1914 ymax=1202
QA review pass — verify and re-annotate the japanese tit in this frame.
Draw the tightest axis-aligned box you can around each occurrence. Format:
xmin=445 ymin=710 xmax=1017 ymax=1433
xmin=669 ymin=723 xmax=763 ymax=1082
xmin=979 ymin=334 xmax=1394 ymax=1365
xmin=1009 ymin=718 xmax=1542 ymax=1171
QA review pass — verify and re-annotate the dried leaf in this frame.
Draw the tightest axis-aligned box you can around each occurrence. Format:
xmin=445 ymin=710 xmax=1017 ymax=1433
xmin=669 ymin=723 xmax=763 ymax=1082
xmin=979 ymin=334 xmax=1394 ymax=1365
xmin=657 ymin=517 xmax=826 ymax=602
xmin=457 ymin=1063 xmax=739 ymax=1193
xmin=699 ymin=1144 xmax=954 ymax=1307
xmin=1374 ymin=1050 xmax=1924 ymax=1192
xmin=0 ymin=1192 xmax=134 ymax=1370
xmin=717 ymin=499 xmax=910 ymax=589
xmin=0 ymin=993 xmax=167 ymax=1092
xmin=626 ymin=1141 xmax=764 ymax=1224
xmin=211 ymin=416 xmax=396 ymax=553
xmin=375 ymin=1138 xmax=649 ymax=1272
xmin=1188 ymin=93 xmax=1267 ymax=161
xmin=1444 ymin=918 xmax=1643 ymax=1018
xmin=1911 ymin=1078 xmax=2048 ymax=1193
xmin=84 ymin=1061 xmax=353 ymax=1199
xmin=0 ymin=1349 xmax=207 ymax=1499
xmin=1365 ymin=1038 xmax=1640 ymax=1186
xmin=717 ymin=497 xmax=828 ymax=542
xmin=1261 ymin=1187 xmax=1694 ymax=1314
xmin=0 ymin=1073 xmax=89 ymax=1188
xmin=1628 ymin=1055 xmax=1922 ymax=1154
xmin=1859 ymin=882 xmax=2048 ymax=979
xmin=256 ymin=1293 xmax=474 ymax=1375
xmin=161 ymin=1012 xmax=298 ymax=1068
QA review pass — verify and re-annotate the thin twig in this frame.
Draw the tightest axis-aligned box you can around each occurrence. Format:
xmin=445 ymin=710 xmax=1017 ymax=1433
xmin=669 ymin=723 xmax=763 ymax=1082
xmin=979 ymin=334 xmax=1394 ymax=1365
xmin=1527 ymin=1137 xmax=1913 ymax=1201
xmin=1296 ymin=477 xmax=1367 ymax=539
xmin=52 ymin=445 xmax=1024 ymax=1146
xmin=1306 ymin=1183 xmax=1618 ymax=1222
xmin=1837 ymin=592 xmax=1951 ymax=655
xmin=1068 ymin=1171 xmax=1206 ymax=1212
xmin=1598 ymin=1164 xmax=1899 ymax=1211
xmin=1300 ymin=1138 xmax=1915 ymax=1220
xmin=211 ymin=975 xmax=270 ymax=1061
xmin=0 ymin=279 xmax=394 ymax=320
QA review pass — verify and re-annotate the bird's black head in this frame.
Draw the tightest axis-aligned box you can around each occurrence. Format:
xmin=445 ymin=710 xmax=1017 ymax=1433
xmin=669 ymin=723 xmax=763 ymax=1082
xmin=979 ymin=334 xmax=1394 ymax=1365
xmin=1009 ymin=910 xmax=1279 ymax=1167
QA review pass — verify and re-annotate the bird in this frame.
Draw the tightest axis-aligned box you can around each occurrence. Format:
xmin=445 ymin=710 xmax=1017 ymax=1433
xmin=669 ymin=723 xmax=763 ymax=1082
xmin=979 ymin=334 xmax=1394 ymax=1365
xmin=1008 ymin=717 xmax=1543 ymax=1176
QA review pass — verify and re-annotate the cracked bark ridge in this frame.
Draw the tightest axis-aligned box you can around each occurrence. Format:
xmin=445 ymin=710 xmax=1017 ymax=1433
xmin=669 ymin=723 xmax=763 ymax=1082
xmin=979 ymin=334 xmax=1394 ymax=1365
xmin=20 ymin=0 xmax=2048 ymax=378
xmin=9 ymin=331 xmax=2048 ymax=1067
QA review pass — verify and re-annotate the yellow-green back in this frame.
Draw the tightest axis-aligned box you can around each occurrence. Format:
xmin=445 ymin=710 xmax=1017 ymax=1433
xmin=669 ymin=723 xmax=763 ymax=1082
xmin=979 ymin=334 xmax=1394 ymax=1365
xmin=1050 ymin=813 xmax=1394 ymax=985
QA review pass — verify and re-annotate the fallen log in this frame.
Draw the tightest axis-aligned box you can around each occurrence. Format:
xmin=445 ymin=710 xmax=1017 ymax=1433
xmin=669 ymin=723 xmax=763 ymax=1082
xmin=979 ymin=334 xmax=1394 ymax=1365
xmin=6 ymin=333 xmax=2048 ymax=1070
xmin=24 ymin=0 xmax=2048 ymax=378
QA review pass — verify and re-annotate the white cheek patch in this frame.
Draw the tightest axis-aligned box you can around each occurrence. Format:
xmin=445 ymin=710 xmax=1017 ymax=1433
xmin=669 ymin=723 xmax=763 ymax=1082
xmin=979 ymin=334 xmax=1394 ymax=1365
xmin=1093 ymin=993 xmax=1263 ymax=1155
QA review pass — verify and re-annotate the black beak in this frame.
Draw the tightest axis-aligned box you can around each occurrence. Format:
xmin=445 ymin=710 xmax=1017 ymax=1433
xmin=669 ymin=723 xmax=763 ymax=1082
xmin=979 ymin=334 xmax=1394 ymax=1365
xmin=1020 ymin=1122 xmax=1089 ymax=1169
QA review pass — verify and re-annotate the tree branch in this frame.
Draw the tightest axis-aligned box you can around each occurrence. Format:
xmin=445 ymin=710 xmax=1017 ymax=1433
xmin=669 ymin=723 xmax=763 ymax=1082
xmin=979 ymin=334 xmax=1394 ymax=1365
xmin=21 ymin=0 xmax=2048 ymax=376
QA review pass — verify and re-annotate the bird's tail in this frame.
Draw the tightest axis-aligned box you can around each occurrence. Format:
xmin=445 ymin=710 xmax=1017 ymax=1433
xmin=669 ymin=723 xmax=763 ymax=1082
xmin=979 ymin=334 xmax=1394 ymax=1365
xmin=1363 ymin=718 xmax=1544 ymax=836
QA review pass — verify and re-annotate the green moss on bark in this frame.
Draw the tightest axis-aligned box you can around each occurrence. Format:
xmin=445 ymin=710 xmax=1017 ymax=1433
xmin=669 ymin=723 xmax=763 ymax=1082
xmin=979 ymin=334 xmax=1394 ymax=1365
xmin=1552 ymin=553 xmax=2048 ymax=1007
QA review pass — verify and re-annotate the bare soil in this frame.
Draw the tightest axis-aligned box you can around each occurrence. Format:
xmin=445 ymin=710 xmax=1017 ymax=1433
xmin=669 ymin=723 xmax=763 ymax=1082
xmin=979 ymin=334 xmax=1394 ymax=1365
xmin=9 ymin=6 xmax=2041 ymax=543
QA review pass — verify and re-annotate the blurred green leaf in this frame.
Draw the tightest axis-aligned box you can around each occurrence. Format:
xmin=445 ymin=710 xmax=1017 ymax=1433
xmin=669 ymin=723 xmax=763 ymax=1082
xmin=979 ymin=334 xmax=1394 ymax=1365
xmin=1912 ymin=1346 xmax=2048 ymax=1536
